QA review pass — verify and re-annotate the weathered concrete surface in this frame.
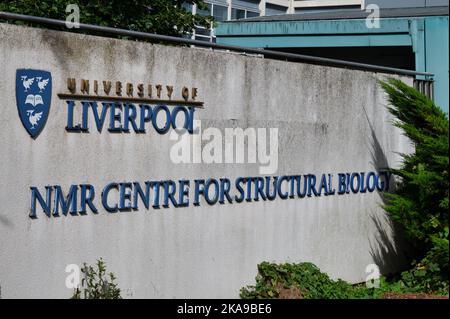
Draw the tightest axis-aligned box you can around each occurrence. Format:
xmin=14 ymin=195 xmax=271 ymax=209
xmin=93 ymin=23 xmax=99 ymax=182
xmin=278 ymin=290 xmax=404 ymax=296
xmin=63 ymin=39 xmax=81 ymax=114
xmin=0 ymin=23 xmax=413 ymax=298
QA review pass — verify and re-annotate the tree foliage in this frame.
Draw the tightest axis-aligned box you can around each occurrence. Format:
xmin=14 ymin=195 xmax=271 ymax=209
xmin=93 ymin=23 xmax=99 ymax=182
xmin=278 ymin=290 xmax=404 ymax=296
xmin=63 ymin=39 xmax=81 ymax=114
xmin=0 ymin=0 xmax=212 ymax=36
xmin=380 ymin=78 xmax=449 ymax=293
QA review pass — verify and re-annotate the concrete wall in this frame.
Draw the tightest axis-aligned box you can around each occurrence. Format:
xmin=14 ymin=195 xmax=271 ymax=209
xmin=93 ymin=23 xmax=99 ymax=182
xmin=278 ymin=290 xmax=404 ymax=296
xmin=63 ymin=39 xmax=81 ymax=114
xmin=0 ymin=23 xmax=412 ymax=299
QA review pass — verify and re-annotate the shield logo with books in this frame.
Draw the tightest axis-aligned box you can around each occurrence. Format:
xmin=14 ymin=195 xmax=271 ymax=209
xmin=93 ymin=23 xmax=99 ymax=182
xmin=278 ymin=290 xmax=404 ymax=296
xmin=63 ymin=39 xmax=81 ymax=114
xmin=16 ymin=69 xmax=52 ymax=138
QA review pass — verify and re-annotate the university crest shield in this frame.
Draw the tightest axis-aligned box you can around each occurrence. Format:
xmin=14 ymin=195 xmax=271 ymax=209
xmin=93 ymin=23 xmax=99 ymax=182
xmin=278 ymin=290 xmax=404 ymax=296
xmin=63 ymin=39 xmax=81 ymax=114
xmin=16 ymin=69 xmax=52 ymax=138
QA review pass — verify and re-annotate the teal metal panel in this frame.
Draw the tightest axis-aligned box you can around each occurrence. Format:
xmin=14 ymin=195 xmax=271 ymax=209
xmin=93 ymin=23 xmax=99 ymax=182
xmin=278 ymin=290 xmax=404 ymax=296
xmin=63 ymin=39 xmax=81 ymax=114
xmin=217 ymin=18 xmax=414 ymax=48
xmin=216 ymin=18 xmax=411 ymax=36
xmin=217 ymin=34 xmax=412 ymax=48
xmin=425 ymin=16 xmax=449 ymax=113
xmin=410 ymin=19 xmax=427 ymax=78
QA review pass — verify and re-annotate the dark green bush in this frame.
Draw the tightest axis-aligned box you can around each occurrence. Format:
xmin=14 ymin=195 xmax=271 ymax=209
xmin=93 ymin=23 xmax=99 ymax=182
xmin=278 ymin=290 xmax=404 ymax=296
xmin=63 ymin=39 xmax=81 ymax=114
xmin=240 ymin=262 xmax=374 ymax=299
xmin=239 ymin=262 xmax=434 ymax=299
xmin=380 ymin=79 xmax=449 ymax=294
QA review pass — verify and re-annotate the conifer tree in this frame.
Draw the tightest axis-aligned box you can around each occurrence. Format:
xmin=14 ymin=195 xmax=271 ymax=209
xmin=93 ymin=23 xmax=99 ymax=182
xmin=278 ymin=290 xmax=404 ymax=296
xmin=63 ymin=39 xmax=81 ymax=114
xmin=381 ymin=78 xmax=448 ymax=292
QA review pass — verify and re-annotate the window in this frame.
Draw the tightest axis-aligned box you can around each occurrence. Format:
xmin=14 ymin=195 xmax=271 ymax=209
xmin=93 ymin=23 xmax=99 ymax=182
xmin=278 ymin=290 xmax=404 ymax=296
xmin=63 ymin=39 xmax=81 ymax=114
xmin=213 ymin=4 xmax=228 ymax=22
xmin=195 ymin=27 xmax=212 ymax=36
xmin=246 ymin=11 xmax=259 ymax=18
xmin=231 ymin=8 xmax=246 ymax=20
xmin=196 ymin=3 xmax=212 ymax=16
xmin=193 ymin=2 xmax=213 ymax=43
xmin=195 ymin=35 xmax=213 ymax=42
xmin=189 ymin=1 xmax=260 ymax=42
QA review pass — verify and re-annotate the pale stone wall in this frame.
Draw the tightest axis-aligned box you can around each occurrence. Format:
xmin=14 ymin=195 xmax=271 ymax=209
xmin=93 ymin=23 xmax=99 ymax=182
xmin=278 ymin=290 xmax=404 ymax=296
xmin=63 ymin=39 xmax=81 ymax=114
xmin=0 ymin=23 xmax=413 ymax=298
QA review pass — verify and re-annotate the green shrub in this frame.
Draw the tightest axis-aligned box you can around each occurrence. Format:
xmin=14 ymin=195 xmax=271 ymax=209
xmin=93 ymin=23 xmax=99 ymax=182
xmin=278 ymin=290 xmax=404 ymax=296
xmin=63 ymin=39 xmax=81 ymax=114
xmin=72 ymin=258 xmax=122 ymax=299
xmin=380 ymin=79 xmax=449 ymax=293
xmin=398 ymin=234 xmax=449 ymax=295
xmin=239 ymin=262 xmax=439 ymax=299
xmin=240 ymin=262 xmax=375 ymax=299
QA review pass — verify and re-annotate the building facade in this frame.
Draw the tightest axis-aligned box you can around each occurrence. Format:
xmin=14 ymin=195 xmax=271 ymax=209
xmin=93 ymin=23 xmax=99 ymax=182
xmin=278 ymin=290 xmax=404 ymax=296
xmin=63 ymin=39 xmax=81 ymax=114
xmin=215 ymin=4 xmax=449 ymax=113
xmin=185 ymin=0 xmax=367 ymax=42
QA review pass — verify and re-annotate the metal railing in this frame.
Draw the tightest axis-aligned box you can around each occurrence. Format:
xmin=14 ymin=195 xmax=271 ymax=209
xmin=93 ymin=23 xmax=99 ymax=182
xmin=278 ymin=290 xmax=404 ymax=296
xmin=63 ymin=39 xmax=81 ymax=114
xmin=414 ymin=79 xmax=435 ymax=100
xmin=0 ymin=11 xmax=434 ymax=79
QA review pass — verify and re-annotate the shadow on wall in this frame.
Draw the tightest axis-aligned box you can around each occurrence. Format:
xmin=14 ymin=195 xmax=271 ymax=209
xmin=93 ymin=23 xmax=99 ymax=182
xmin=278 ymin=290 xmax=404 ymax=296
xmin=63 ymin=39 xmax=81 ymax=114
xmin=369 ymin=213 xmax=410 ymax=275
xmin=363 ymin=106 xmax=411 ymax=275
